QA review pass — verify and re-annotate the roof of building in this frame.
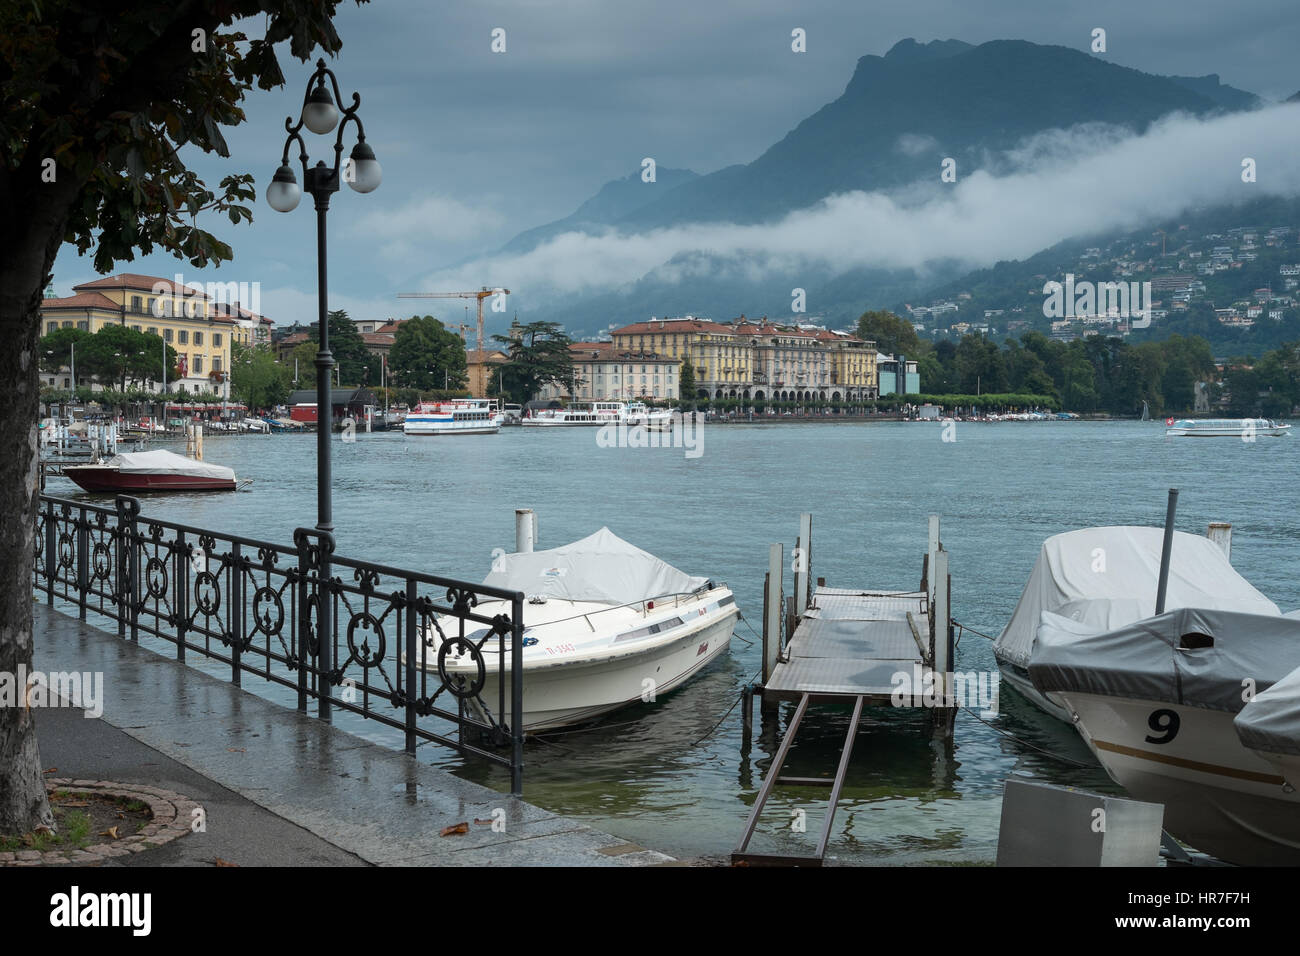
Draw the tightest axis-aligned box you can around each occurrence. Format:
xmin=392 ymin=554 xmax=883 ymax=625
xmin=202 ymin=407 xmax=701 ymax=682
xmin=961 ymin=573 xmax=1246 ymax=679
xmin=612 ymin=318 xmax=720 ymax=336
xmin=360 ymin=332 xmax=396 ymax=347
xmin=466 ymin=349 xmax=509 ymax=364
xmin=286 ymin=387 xmax=379 ymax=406
xmin=41 ymin=292 xmax=120 ymax=311
xmin=73 ymin=273 xmax=210 ymax=298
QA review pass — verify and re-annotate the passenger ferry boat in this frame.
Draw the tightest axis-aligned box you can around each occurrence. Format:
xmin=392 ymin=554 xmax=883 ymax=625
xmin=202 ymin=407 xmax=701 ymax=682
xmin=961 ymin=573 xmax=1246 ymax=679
xmin=403 ymin=399 xmax=500 ymax=436
xmin=1165 ymin=417 xmax=1291 ymax=437
xmin=522 ymin=401 xmax=626 ymax=426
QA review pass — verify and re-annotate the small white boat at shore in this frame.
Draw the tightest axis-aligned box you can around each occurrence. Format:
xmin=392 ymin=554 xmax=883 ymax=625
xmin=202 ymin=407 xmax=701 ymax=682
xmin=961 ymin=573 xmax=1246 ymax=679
xmin=1030 ymin=608 xmax=1300 ymax=865
xmin=994 ymin=526 xmax=1279 ymax=721
xmin=412 ymin=528 xmax=739 ymax=732
xmin=1165 ymin=417 xmax=1291 ymax=437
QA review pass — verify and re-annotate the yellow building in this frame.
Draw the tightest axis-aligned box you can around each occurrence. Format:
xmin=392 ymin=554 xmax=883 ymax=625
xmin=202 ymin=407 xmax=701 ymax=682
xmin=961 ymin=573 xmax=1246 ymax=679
xmin=609 ymin=316 xmax=877 ymax=401
xmin=40 ymin=273 xmax=243 ymax=395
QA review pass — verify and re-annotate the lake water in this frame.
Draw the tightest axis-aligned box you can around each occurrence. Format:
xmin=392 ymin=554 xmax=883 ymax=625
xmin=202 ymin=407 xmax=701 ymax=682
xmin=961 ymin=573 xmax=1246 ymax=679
xmin=43 ymin=419 xmax=1300 ymax=864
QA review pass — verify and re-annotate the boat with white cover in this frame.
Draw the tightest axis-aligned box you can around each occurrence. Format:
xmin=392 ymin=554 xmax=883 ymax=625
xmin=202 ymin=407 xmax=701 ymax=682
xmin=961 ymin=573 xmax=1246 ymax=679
xmin=994 ymin=526 xmax=1279 ymax=721
xmin=63 ymin=448 xmax=237 ymax=492
xmin=1165 ymin=417 xmax=1291 ymax=437
xmin=1030 ymin=608 xmax=1300 ymax=865
xmin=1236 ymin=662 xmax=1300 ymax=792
xmin=411 ymin=528 xmax=739 ymax=732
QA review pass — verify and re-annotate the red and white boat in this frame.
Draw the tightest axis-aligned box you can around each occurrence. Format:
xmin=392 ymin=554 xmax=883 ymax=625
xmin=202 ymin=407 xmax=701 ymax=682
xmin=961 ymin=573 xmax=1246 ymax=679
xmin=63 ymin=449 xmax=237 ymax=492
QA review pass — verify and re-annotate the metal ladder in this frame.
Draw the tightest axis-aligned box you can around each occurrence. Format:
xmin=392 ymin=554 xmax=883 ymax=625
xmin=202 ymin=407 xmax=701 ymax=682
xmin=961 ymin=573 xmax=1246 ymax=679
xmin=732 ymin=693 xmax=866 ymax=866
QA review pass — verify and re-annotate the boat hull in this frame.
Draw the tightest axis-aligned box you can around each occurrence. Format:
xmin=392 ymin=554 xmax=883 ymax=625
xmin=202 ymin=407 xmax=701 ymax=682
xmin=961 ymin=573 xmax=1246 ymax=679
xmin=403 ymin=423 xmax=500 ymax=435
xmin=1058 ymin=690 xmax=1300 ymax=865
xmin=995 ymin=656 xmax=1072 ymax=722
xmin=451 ymin=612 xmax=737 ymax=732
xmin=64 ymin=468 xmax=236 ymax=492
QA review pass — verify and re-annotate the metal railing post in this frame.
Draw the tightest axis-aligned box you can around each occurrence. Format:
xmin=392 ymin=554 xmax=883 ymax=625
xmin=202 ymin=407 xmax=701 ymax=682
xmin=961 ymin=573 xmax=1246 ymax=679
xmin=295 ymin=532 xmax=310 ymax=713
xmin=511 ymin=592 xmax=525 ymax=796
xmin=76 ymin=505 xmax=88 ymax=620
xmin=317 ymin=534 xmax=333 ymax=723
xmin=44 ymin=499 xmax=55 ymax=605
xmin=175 ymin=529 xmax=188 ymax=662
xmin=230 ymin=542 xmax=244 ymax=687
xmin=404 ymin=578 xmax=417 ymax=754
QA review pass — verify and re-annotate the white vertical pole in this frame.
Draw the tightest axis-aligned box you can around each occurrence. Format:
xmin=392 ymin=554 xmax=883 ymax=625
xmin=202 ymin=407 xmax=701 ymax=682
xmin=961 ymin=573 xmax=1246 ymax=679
xmin=763 ymin=542 xmax=783 ymax=684
xmin=933 ymin=549 xmax=950 ymax=705
xmin=795 ymin=512 xmax=813 ymax=616
xmin=515 ymin=509 xmax=535 ymax=554
xmin=1207 ymin=522 xmax=1232 ymax=563
xmin=927 ymin=515 xmax=940 ymax=612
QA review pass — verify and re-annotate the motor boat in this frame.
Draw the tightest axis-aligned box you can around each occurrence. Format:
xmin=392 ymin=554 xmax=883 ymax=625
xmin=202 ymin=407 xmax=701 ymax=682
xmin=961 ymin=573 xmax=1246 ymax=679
xmin=1236 ymin=663 xmax=1300 ymax=791
xmin=994 ymin=526 xmax=1279 ymax=721
xmin=411 ymin=528 xmax=739 ymax=732
xmin=1165 ymin=417 xmax=1291 ymax=437
xmin=63 ymin=448 xmax=237 ymax=492
xmin=1029 ymin=608 xmax=1300 ymax=865
xmin=624 ymin=402 xmax=674 ymax=430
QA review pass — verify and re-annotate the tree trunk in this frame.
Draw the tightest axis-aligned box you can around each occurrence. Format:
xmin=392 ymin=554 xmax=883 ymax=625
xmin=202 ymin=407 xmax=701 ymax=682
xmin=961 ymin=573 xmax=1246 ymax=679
xmin=0 ymin=284 xmax=54 ymax=835
xmin=0 ymin=173 xmax=78 ymax=836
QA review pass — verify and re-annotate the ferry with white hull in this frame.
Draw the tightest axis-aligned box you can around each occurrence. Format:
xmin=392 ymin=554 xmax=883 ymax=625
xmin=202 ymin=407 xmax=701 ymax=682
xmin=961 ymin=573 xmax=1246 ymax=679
xmin=1165 ymin=417 xmax=1291 ymax=437
xmin=403 ymin=400 xmax=500 ymax=436
xmin=410 ymin=528 xmax=739 ymax=732
xmin=522 ymin=401 xmax=627 ymax=426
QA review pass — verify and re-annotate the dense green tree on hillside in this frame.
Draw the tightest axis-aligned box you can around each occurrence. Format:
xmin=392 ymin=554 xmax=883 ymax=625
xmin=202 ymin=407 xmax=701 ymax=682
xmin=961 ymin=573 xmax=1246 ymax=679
xmin=492 ymin=321 xmax=576 ymax=403
xmin=230 ymin=342 xmax=291 ymax=409
xmin=309 ymin=310 xmax=373 ymax=386
xmin=856 ymin=309 xmax=923 ymax=357
xmin=388 ymin=315 xmax=467 ymax=390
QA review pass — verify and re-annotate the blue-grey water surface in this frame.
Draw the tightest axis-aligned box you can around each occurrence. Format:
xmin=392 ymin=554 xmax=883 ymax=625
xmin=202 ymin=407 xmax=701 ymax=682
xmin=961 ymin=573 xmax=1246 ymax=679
xmin=44 ymin=420 xmax=1300 ymax=863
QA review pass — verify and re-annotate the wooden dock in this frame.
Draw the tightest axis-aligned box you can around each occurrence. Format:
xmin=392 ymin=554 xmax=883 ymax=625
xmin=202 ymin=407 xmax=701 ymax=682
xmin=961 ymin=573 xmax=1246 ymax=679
xmin=733 ymin=514 xmax=954 ymax=866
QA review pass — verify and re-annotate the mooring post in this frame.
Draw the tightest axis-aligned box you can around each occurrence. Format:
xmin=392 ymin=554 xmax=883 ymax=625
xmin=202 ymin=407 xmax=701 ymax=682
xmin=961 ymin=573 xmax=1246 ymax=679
xmin=933 ymin=548 xmax=953 ymax=733
xmin=1155 ymin=489 xmax=1179 ymax=614
xmin=1207 ymin=522 xmax=1232 ymax=563
xmin=795 ymin=513 xmax=812 ymax=617
xmin=515 ymin=508 xmax=536 ymax=553
xmin=741 ymin=684 xmax=753 ymax=743
xmin=762 ymin=542 xmax=783 ymax=717
xmin=927 ymin=515 xmax=940 ymax=614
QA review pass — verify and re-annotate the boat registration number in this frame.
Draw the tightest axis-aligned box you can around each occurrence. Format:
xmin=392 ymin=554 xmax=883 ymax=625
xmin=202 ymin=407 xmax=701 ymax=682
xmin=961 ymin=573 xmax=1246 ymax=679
xmin=547 ymin=643 xmax=576 ymax=655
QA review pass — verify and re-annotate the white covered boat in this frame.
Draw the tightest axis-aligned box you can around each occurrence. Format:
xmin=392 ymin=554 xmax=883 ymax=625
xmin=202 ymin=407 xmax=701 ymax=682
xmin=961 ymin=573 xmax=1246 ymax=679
xmin=1236 ymin=664 xmax=1300 ymax=792
xmin=413 ymin=528 xmax=739 ymax=732
xmin=1030 ymin=608 xmax=1300 ymax=865
xmin=994 ymin=526 xmax=1279 ymax=721
xmin=1165 ymin=417 xmax=1291 ymax=437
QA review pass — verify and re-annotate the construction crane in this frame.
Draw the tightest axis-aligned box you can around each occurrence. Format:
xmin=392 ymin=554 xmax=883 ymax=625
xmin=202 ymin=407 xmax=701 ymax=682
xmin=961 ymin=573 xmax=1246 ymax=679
xmin=395 ymin=287 xmax=510 ymax=353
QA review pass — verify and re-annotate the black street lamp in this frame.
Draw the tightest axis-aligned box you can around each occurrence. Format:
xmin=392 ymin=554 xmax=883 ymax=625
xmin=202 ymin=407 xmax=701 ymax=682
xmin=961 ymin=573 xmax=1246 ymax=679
xmin=268 ymin=58 xmax=381 ymax=535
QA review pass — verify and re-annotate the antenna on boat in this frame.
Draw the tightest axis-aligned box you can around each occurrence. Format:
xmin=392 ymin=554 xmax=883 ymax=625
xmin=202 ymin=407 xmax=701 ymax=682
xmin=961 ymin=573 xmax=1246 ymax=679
xmin=1155 ymin=488 xmax=1178 ymax=614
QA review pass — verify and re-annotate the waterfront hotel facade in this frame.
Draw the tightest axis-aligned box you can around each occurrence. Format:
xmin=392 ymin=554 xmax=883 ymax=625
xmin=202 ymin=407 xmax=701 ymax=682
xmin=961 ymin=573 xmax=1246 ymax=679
xmin=40 ymin=273 xmax=271 ymax=395
xmin=609 ymin=316 xmax=880 ymax=402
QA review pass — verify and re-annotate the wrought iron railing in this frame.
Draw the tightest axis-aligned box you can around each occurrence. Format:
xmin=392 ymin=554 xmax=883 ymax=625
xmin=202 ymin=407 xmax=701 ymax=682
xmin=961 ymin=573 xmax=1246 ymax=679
xmin=33 ymin=493 xmax=525 ymax=793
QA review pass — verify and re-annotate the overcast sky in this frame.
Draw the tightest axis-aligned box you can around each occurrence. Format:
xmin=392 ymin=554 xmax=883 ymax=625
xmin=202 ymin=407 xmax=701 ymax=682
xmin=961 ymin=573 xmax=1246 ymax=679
xmin=51 ymin=0 xmax=1300 ymax=329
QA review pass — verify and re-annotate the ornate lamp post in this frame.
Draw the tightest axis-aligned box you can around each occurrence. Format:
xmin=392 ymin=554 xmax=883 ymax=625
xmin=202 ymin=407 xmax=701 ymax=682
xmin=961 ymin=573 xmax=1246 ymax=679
xmin=268 ymin=60 xmax=379 ymax=724
xmin=267 ymin=58 xmax=381 ymax=535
